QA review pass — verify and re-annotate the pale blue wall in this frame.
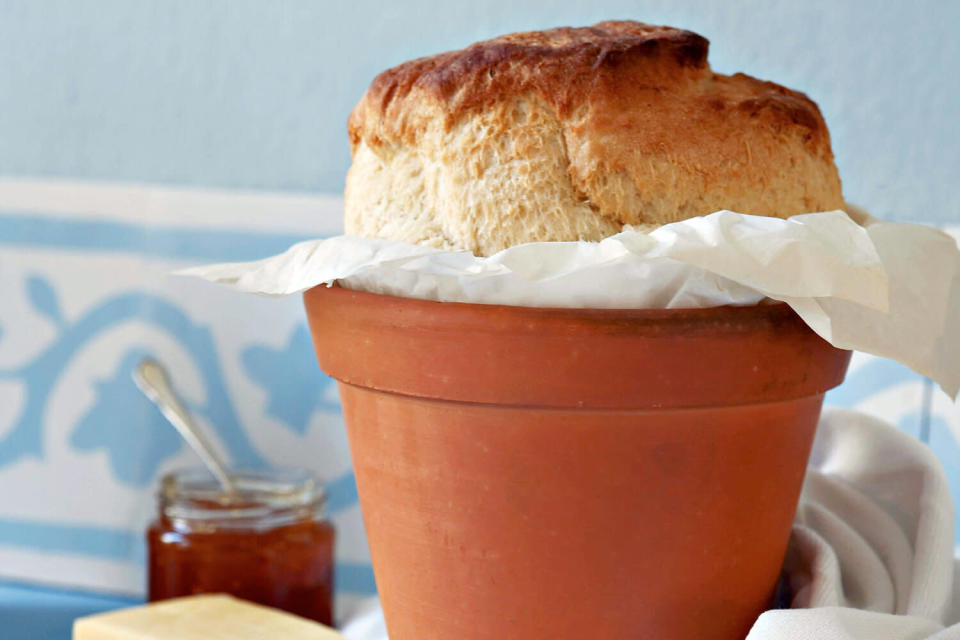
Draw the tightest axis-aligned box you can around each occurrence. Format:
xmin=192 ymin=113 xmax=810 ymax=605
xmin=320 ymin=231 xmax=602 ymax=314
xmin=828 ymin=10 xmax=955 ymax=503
xmin=1 ymin=0 xmax=958 ymax=222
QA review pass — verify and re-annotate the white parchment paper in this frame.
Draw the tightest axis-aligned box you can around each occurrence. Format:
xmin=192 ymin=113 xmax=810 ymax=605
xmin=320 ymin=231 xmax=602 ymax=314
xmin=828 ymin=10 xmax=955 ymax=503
xmin=180 ymin=210 xmax=960 ymax=397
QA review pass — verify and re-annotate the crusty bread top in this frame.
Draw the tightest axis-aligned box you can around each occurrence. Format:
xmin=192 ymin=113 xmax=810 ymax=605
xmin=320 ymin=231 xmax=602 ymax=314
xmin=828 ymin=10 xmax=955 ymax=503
xmin=346 ymin=21 xmax=844 ymax=256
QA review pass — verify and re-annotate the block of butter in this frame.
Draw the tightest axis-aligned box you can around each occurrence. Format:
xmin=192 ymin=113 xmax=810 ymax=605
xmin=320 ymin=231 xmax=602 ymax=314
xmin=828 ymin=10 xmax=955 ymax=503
xmin=73 ymin=594 xmax=345 ymax=639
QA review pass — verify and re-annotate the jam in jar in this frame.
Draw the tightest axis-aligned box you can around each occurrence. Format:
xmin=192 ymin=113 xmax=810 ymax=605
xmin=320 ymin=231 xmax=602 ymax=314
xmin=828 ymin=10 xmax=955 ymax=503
xmin=147 ymin=468 xmax=335 ymax=625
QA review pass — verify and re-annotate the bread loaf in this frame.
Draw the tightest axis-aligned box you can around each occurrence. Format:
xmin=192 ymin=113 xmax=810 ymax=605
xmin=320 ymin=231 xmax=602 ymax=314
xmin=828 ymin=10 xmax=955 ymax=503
xmin=346 ymin=21 xmax=844 ymax=256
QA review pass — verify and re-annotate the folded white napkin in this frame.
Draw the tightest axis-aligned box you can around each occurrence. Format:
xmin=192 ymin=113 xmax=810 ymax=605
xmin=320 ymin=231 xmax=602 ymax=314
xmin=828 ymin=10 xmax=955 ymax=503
xmin=339 ymin=409 xmax=958 ymax=640
xmin=749 ymin=409 xmax=957 ymax=639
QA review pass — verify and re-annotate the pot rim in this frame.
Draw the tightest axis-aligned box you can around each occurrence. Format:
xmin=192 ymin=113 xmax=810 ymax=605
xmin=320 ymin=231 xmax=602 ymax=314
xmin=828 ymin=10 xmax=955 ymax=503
xmin=303 ymin=285 xmax=851 ymax=409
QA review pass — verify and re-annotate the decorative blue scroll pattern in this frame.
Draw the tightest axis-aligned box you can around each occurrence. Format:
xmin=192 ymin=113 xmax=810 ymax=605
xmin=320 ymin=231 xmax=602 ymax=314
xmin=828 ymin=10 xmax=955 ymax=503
xmin=0 ymin=278 xmax=267 ymax=473
xmin=70 ymin=349 xmax=186 ymax=486
xmin=0 ymin=214 xmax=375 ymax=596
xmin=242 ymin=326 xmax=341 ymax=436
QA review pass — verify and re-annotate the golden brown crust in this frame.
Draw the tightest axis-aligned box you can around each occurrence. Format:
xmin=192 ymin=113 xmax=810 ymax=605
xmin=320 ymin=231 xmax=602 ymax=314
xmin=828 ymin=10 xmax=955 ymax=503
xmin=351 ymin=22 xmax=708 ymax=141
xmin=345 ymin=21 xmax=844 ymax=256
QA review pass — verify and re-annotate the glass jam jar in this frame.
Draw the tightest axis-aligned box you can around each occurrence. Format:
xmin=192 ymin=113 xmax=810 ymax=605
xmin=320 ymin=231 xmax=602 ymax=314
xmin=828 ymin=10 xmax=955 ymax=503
xmin=147 ymin=468 xmax=335 ymax=625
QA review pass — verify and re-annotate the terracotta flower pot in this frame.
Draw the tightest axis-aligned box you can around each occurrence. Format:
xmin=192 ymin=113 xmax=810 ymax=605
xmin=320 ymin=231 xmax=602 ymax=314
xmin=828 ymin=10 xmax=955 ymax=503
xmin=304 ymin=285 xmax=851 ymax=640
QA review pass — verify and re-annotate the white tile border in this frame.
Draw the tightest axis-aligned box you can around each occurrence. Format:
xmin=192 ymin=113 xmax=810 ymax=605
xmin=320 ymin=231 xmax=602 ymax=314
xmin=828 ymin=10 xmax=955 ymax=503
xmin=0 ymin=177 xmax=344 ymax=235
xmin=0 ymin=547 xmax=143 ymax=596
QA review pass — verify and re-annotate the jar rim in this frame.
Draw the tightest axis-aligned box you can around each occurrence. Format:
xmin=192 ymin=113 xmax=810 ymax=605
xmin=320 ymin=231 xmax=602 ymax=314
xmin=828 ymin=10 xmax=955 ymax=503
xmin=159 ymin=467 xmax=326 ymax=529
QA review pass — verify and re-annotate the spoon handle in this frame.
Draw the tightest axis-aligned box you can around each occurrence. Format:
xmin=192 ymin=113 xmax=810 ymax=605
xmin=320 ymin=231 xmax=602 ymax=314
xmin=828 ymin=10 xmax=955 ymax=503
xmin=133 ymin=358 xmax=236 ymax=495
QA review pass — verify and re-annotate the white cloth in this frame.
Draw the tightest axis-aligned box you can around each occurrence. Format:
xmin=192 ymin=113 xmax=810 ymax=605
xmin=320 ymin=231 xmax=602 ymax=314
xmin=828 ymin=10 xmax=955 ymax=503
xmin=340 ymin=409 xmax=959 ymax=639
xmin=748 ymin=409 xmax=957 ymax=639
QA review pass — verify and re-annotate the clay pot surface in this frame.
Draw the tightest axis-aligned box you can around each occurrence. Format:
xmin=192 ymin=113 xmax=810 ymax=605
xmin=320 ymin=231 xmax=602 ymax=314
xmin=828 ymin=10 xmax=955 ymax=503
xmin=304 ymin=285 xmax=851 ymax=640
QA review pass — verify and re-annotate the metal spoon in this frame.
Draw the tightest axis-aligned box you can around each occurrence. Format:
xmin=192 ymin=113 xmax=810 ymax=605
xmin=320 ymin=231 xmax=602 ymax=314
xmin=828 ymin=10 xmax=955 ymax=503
xmin=133 ymin=358 xmax=236 ymax=495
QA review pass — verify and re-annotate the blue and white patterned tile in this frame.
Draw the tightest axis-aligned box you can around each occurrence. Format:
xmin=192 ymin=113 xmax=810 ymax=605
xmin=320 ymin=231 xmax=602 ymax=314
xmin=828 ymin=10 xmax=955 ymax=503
xmin=824 ymin=351 xmax=928 ymax=440
xmin=928 ymin=382 xmax=960 ymax=545
xmin=0 ymin=180 xmax=373 ymax=616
